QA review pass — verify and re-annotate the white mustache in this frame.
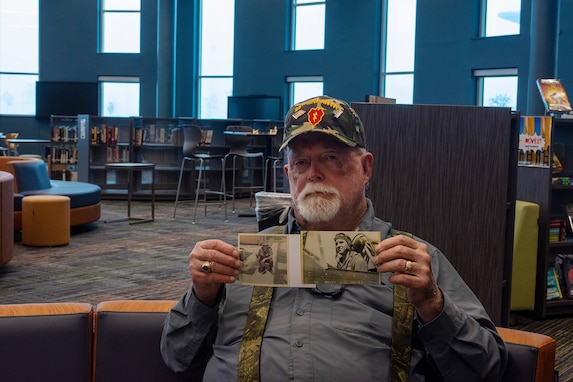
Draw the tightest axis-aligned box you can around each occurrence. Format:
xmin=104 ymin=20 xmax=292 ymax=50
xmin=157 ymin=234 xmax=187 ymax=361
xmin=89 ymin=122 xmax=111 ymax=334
xmin=298 ymin=183 xmax=339 ymax=200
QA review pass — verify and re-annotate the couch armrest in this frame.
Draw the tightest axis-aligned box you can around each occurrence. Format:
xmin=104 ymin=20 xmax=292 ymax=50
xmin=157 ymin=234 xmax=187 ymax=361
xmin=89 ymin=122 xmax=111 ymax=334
xmin=497 ymin=327 xmax=556 ymax=382
xmin=96 ymin=299 xmax=177 ymax=313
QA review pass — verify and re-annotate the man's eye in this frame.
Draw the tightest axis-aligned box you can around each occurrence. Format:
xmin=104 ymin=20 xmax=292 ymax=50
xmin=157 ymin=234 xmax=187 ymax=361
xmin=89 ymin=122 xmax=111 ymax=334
xmin=294 ymin=160 xmax=307 ymax=167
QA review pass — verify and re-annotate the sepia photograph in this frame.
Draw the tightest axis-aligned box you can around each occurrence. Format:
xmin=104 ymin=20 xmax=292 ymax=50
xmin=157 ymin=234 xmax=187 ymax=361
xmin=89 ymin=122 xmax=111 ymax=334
xmin=238 ymin=234 xmax=289 ymax=286
xmin=301 ymin=231 xmax=381 ymax=285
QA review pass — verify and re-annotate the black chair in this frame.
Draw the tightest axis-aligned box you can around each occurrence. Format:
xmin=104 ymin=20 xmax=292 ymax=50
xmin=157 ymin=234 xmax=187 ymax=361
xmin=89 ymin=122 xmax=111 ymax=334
xmin=263 ymin=127 xmax=284 ymax=192
xmin=224 ymin=125 xmax=265 ymax=212
xmin=173 ymin=125 xmax=227 ymax=223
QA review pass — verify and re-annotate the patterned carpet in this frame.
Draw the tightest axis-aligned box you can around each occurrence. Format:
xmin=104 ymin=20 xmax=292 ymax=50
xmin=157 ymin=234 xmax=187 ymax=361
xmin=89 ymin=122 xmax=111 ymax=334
xmin=1 ymin=198 xmax=571 ymax=380
xmin=0 ymin=198 xmax=259 ymax=305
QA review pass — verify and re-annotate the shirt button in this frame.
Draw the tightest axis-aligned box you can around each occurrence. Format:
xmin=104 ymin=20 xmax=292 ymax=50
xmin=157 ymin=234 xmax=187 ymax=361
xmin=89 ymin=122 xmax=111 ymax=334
xmin=296 ymin=310 xmax=304 ymax=316
xmin=295 ymin=340 xmax=303 ymax=347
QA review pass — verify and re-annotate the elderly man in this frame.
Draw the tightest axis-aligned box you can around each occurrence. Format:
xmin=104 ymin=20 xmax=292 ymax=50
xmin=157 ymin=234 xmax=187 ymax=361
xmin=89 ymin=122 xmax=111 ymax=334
xmin=161 ymin=95 xmax=507 ymax=381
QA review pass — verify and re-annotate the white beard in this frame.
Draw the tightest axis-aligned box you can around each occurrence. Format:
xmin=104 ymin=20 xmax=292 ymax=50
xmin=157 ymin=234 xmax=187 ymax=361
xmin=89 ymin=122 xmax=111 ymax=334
xmin=296 ymin=183 xmax=341 ymax=223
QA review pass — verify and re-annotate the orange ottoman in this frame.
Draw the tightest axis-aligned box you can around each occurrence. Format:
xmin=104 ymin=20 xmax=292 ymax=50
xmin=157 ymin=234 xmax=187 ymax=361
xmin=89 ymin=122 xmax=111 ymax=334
xmin=22 ymin=195 xmax=70 ymax=246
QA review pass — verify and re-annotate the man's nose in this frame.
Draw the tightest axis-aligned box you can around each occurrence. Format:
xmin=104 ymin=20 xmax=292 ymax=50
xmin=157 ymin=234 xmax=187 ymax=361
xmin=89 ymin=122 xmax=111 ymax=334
xmin=307 ymin=160 xmax=324 ymax=181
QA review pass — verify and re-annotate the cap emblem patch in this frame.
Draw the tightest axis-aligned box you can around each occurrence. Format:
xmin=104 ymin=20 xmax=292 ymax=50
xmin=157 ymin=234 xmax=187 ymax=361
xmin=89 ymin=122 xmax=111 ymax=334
xmin=308 ymin=107 xmax=324 ymax=126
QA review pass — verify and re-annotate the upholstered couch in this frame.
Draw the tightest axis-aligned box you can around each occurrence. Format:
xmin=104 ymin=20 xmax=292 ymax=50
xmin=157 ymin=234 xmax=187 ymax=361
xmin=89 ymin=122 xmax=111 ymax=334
xmin=0 ymin=300 xmax=557 ymax=382
xmin=0 ymin=171 xmax=14 ymax=266
xmin=0 ymin=156 xmax=101 ymax=231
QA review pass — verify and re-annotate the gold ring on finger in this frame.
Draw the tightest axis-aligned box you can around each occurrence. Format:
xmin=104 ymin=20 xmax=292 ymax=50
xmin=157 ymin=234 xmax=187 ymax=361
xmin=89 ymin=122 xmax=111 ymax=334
xmin=404 ymin=260 xmax=412 ymax=273
xmin=201 ymin=260 xmax=213 ymax=273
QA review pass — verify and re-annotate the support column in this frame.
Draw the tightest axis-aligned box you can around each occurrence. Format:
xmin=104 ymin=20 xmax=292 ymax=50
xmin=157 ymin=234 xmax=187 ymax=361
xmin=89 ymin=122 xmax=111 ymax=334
xmin=156 ymin=0 xmax=175 ymax=117
xmin=527 ymin=0 xmax=559 ymax=115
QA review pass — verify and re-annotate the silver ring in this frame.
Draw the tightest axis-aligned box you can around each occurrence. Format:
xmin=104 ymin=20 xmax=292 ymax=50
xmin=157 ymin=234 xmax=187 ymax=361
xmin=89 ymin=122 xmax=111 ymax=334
xmin=201 ymin=261 xmax=213 ymax=273
xmin=404 ymin=260 xmax=412 ymax=273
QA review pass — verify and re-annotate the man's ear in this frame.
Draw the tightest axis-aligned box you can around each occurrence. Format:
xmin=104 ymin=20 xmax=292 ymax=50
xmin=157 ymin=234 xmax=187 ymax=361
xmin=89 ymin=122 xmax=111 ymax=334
xmin=362 ymin=152 xmax=374 ymax=184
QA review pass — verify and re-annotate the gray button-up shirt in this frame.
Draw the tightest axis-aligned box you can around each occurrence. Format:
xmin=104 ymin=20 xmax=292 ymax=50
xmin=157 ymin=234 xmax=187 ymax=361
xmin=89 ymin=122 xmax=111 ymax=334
xmin=161 ymin=199 xmax=507 ymax=381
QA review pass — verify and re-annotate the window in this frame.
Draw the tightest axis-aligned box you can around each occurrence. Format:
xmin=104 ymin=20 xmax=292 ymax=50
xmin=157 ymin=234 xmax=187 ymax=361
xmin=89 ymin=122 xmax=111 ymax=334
xmin=291 ymin=0 xmax=326 ymax=51
xmin=381 ymin=0 xmax=416 ymax=104
xmin=99 ymin=76 xmax=140 ymax=117
xmin=481 ymin=0 xmax=521 ymax=37
xmin=474 ymin=68 xmax=518 ymax=110
xmin=287 ymin=76 xmax=324 ymax=106
xmin=0 ymin=0 xmax=38 ymax=115
xmin=198 ymin=0 xmax=234 ymax=118
xmin=100 ymin=0 xmax=141 ymax=53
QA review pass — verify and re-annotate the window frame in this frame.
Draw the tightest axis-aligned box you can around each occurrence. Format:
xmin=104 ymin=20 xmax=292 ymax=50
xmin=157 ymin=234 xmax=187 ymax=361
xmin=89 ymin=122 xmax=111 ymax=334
xmin=380 ymin=0 xmax=416 ymax=104
xmin=290 ymin=0 xmax=326 ymax=51
xmin=99 ymin=0 xmax=141 ymax=54
xmin=197 ymin=0 xmax=235 ymax=119
xmin=473 ymin=68 xmax=518 ymax=110
xmin=479 ymin=0 xmax=521 ymax=38
xmin=286 ymin=76 xmax=324 ymax=106
xmin=99 ymin=76 xmax=140 ymax=117
xmin=0 ymin=0 xmax=39 ymax=116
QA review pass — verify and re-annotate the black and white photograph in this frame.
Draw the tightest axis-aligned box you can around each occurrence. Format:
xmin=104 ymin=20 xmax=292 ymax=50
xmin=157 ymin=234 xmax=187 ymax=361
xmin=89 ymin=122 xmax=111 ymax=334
xmin=301 ymin=231 xmax=381 ymax=285
xmin=238 ymin=234 xmax=289 ymax=286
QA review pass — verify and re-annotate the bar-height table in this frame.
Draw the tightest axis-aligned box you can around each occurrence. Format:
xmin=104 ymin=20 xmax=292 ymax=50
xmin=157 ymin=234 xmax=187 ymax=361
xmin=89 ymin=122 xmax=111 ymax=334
xmin=104 ymin=162 xmax=156 ymax=224
xmin=6 ymin=138 xmax=51 ymax=156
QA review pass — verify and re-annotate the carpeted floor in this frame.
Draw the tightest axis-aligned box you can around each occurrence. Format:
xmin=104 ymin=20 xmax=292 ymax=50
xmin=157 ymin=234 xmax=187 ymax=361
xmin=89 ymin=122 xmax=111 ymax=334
xmin=1 ymin=198 xmax=571 ymax=381
xmin=0 ymin=198 xmax=259 ymax=305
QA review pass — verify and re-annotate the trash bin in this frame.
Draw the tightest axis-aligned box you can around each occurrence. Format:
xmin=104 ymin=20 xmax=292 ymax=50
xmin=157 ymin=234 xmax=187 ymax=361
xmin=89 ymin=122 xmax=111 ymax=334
xmin=255 ymin=191 xmax=291 ymax=231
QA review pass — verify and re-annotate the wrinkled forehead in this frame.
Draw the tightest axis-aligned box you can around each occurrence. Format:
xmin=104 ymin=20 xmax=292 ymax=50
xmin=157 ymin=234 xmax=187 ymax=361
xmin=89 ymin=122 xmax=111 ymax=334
xmin=285 ymin=132 xmax=354 ymax=154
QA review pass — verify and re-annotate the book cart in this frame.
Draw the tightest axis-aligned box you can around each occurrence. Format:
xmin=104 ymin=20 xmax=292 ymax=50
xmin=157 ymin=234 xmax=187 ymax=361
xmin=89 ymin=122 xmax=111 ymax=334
xmin=76 ymin=114 xmax=132 ymax=198
xmin=48 ymin=115 xmax=79 ymax=181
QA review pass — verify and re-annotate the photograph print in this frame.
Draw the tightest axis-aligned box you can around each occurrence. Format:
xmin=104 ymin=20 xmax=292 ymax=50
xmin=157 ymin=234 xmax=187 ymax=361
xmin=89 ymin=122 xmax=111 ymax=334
xmin=301 ymin=231 xmax=381 ymax=285
xmin=238 ymin=234 xmax=289 ymax=286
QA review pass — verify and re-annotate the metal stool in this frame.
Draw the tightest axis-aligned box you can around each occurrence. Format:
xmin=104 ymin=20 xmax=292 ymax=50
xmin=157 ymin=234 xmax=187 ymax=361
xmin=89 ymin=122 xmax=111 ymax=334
xmin=264 ymin=155 xmax=283 ymax=192
xmin=174 ymin=125 xmax=227 ymax=223
xmin=224 ymin=126 xmax=265 ymax=213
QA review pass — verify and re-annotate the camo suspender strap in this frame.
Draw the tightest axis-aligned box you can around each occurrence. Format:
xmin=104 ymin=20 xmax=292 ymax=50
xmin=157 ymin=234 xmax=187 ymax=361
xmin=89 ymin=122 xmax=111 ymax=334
xmin=237 ymin=225 xmax=283 ymax=382
xmin=389 ymin=230 xmax=414 ymax=382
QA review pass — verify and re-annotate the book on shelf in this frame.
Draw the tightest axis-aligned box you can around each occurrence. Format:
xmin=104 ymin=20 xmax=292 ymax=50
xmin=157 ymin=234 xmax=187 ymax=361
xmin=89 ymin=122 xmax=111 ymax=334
xmin=536 ymin=78 xmax=573 ymax=114
xmin=553 ymin=152 xmax=564 ymax=175
xmin=556 ymin=254 xmax=573 ymax=299
xmin=566 ymin=204 xmax=573 ymax=235
xmin=51 ymin=125 xmax=78 ymax=142
xmin=547 ymin=267 xmax=563 ymax=300
xmin=550 ymin=220 xmax=567 ymax=242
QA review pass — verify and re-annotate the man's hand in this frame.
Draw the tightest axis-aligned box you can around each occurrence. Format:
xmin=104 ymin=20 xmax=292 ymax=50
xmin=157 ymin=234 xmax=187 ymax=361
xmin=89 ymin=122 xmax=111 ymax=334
xmin=375 ymin=235 xmax=443 ymax=323
xmin=189 ymin=239 xmax=242 ymax=307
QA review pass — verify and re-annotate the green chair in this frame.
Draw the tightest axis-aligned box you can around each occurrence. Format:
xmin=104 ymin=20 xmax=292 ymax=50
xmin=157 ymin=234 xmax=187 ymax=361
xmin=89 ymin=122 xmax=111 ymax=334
xmin=510 ymin=200 xmax=540 ymax=311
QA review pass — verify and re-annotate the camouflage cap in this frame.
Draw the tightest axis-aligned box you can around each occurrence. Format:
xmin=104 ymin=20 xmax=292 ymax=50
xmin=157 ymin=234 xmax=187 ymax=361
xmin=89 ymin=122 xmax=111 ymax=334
xmin=279 ymin=95 xmax=366 ymax=151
